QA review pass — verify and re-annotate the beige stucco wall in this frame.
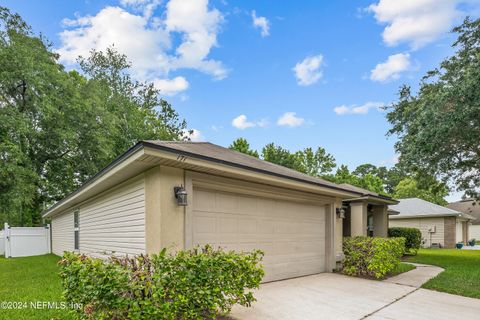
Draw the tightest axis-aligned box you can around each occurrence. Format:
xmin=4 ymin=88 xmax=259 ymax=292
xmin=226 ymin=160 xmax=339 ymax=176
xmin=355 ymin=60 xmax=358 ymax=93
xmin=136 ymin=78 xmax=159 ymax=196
xmin=389 ymin=217 xmax=447 ymax=247
xmin=145 ymin=165 xmax=185 ymax=254
xmin=372 ymin=205 xmax=388 ymax=237
xmin=350 ymin=202 xmax=367 ymax=236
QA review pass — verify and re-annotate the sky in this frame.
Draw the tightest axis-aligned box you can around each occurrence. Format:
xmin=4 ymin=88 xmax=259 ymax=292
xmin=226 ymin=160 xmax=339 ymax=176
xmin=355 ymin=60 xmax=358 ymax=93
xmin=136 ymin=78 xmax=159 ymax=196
xmin=4 ymin=0 xmax=480 ymax=201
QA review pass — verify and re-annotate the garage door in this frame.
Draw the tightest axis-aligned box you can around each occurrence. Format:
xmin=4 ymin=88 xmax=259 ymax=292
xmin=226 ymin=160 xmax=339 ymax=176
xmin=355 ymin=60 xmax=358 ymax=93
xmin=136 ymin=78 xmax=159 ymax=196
xmin=191 ymin=187 xmax=326 ymax=282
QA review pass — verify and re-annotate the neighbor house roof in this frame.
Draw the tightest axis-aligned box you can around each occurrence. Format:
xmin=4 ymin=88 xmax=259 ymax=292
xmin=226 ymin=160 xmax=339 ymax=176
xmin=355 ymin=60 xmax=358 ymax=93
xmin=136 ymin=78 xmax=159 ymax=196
xmin=447 ymin=199 xmax=480 ymax=225
xmin=389 ymin=198 xmax=474 ymax=220
xmin=43 ymin=140 xmax=397 ymax=217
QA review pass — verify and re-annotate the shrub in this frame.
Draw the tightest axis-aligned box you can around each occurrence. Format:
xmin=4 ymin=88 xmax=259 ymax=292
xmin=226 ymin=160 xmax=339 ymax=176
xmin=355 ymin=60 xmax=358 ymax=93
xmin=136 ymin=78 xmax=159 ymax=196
xmin=388 ymin=227 xmax=422 ymax=254
xmin=59 ymin=246 xmax=264 ymax=320
xmin=342 ymin=236 xmax=405 ymax=279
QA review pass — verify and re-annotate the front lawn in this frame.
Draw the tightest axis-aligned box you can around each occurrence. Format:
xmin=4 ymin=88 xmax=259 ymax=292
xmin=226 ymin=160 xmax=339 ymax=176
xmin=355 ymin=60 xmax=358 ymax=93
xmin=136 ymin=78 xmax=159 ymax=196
xmin=405 ymin=249 xmax=480 ymax=299
xmin=0 ymin=254 xmax=72 ymax=320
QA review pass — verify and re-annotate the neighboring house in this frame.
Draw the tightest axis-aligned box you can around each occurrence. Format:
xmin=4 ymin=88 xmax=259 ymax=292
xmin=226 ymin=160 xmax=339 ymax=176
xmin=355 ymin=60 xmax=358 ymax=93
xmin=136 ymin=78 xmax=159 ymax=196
xmin=447 ymin=199 xmax=480 ymax=241
xmin=389 ymin=198 xmax=474 ymax=248
xmin=43 ymin=141 xmax=397 ymax=282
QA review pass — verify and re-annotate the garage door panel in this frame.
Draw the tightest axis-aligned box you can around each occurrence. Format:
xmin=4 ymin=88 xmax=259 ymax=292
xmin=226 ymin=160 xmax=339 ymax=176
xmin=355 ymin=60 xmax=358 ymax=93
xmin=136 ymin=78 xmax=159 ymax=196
xmin=192 ymin=188 xmax=326 ymax=282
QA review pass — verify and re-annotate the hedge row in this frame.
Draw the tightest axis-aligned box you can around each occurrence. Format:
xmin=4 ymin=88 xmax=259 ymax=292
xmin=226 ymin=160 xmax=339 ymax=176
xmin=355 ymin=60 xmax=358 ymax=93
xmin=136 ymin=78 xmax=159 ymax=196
xmin=388 ymin=227 xmax=422 ymax=254
xmin=58 ymin=246 xmax=264 ymax=320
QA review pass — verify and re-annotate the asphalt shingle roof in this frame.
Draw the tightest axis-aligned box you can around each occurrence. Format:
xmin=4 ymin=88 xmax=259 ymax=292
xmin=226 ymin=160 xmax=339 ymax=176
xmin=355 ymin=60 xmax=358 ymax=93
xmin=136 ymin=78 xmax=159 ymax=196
xmin=389 ymin=198 xmax=470 ymax=219
xmin=143 ymin=141 xmax=383 ymax=197
xmin=447 ymin=199 xmax=480 ymax=225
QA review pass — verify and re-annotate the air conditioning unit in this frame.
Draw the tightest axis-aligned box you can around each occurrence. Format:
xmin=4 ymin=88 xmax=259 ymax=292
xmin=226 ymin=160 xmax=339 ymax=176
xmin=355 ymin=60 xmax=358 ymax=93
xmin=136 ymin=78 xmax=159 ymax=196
xmin=428 ymin=226 xmax=436 ymax=233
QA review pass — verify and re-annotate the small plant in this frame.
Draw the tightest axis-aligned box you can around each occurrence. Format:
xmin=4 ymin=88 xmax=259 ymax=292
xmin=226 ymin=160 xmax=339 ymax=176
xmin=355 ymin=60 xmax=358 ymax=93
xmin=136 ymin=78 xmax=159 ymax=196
xmin=342 ymin=236 xmax=405 ymax=279
xmin=388 ymin=227 xmax=422 ymax=254
xmin=59 ymin=246 xmax=264 ymax=320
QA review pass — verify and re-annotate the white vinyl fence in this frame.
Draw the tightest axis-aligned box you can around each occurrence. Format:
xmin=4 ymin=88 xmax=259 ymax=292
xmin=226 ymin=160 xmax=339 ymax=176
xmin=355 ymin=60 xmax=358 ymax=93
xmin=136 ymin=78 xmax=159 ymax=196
xmin=0 ymin=230 xmax=4 ymax=256
xmin=3 ymin=223 xmax=51 ymax=258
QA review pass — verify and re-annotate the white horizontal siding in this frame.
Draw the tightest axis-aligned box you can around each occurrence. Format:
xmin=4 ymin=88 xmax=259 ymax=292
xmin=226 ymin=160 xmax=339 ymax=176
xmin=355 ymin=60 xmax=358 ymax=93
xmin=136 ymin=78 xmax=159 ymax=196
xmin=52 ymin=211 xmax=74 ymax=256
xmin=79 ymin=176 xmax=146 ymax=256
xmin=389 ymin=217 xmax=445 ymax=247
xmin=470 ymin=225 xmax=480 ymax=240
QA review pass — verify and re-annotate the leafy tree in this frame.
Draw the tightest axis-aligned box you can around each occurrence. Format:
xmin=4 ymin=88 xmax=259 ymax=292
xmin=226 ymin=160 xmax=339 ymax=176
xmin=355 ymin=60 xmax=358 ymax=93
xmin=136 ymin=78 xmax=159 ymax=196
xmin=295 ymin=147 xmax=336 ymax=177
xmin=386 ymin=17 xmax=480 ymax=199
xmin=393 ymin=177 xmax=449 ymax=205
xmin=229 ymin=138 xmax=259 ymax=158
xmin=261 ymin=143 xmax=299 ymax=170
xmin=0 ymin=7 xmax=188 ymax=226
xmin=324 ymin=165 xmax=386 ymax=195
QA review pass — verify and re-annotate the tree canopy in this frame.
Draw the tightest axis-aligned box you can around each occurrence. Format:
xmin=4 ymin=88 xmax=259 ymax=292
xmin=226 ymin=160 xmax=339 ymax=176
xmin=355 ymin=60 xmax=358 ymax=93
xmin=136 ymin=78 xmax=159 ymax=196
xmin=0 ymin=7 xmax=188 ymax=226
xmin=386 ymin=17 xmax=480 ymax=199
xmin=229 ymin=138 xmax=259 ymax=158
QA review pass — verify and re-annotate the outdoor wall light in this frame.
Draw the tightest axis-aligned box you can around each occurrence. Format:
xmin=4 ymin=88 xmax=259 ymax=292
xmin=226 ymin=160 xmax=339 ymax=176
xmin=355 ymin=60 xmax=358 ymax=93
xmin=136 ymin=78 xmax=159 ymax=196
xmin=174 ymin=186 xmax=188 ymax=206
xmin=336 ymin=207 xmax=346 ymax=219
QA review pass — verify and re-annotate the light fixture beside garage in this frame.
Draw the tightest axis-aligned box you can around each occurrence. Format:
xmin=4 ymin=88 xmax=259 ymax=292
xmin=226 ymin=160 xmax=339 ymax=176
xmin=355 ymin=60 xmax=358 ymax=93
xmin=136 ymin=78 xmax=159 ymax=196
xmin=174 ymin=186 xmax=188 ymax=206
xmin=336 ymin=207 xmax=346 ymax=219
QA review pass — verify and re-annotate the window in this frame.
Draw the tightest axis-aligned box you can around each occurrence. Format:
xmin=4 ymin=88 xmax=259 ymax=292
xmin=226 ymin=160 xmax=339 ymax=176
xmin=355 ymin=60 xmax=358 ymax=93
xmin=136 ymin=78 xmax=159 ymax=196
xmin=74 ymin=210 xmax=79 ymax=250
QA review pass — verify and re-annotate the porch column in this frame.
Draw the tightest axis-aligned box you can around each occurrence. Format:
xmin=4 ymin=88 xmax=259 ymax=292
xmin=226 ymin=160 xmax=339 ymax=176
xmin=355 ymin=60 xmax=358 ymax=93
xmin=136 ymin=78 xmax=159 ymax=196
xmin=350 ymin=201 xmax=367 ymax=237
xmin=372 ymin=205 xmax=388 ymax=237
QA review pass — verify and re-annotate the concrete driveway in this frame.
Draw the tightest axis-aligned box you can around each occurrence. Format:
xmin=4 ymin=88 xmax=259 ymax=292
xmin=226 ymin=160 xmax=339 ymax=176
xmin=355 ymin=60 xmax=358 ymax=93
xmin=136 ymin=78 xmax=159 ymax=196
xmin=227 ymin=272 xmax=480 ymax=320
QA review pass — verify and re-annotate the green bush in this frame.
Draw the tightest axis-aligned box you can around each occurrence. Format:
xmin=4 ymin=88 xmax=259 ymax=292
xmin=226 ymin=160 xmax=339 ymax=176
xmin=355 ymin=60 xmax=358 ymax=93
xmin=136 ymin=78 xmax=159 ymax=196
xmin=388 ymin=227 xmax=422 ymax=254
xmin=59 ymin=246 xmax=264 ymax=320
xmin=342 ymin=236 xmax=405 ymax=279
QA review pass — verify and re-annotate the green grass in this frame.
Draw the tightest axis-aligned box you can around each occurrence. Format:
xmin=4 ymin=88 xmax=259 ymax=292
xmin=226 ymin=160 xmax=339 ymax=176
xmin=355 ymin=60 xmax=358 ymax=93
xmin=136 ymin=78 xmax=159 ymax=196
xmin=0 ymin=254 xmax=73 ymax=320
xmin=405 ymin=249 xmax=480 ymax=299
xmin=387 ymin=262 xmax=416 ymax=277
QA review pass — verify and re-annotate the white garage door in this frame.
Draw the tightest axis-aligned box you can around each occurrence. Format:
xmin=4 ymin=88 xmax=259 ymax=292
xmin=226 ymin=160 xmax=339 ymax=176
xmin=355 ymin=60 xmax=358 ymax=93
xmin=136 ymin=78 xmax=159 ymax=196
xmin=191 ymin=187 xmax=326 ymax=282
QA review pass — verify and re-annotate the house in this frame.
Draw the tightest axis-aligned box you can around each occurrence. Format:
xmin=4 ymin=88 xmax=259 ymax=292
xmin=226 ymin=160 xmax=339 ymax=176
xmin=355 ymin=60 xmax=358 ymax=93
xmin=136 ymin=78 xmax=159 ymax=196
xmin=42 ymin=141 xmax=397 ymax=282
xmin=389 ymin=198 xmax=474 ymax=248
xmin=447 ymin=199 xmax=480 ymax=241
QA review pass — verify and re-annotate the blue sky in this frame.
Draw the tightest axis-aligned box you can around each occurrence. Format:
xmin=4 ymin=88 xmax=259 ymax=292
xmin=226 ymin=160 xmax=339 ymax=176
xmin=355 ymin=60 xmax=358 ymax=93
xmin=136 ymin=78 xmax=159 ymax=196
xmin=4 ymin=0 xmax=480 ymax=200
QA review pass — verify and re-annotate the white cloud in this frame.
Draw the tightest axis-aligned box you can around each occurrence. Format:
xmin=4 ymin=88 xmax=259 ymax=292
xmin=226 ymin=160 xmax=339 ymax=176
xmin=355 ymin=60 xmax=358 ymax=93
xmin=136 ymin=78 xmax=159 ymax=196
xmin=232 ymin=115 xmax=256 ymax=130
xmin=333 ymin=105 xmax=350 ymax=116
xmin=57 ymin=0 xmax=226 ymax=96
xmin=231 ymin=115 xmax=268 ymax=130
xmin=292 ymin=55 xmax=324 ymax=86
xmin=183 ymin=129 xmax=205 ymax=141
xmin=277 ymin=112 xmax=305 ymax=127
xmin=153 ymin=76 xmax=189 ymax=96
xmin=370 ymin=53 xmax=410 ymax=82
xmin=334 ymin=102 xmax=384 ymax=115
xmin=368 ymin=0 xmax=464 ymax=49
xmin=251 ymin=11 xmax=270 ymax=37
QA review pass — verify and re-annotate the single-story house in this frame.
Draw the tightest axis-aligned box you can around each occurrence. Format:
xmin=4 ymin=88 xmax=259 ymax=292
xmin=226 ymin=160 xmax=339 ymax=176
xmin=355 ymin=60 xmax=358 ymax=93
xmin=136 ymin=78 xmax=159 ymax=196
xmin=389 ymin=198 xmax=474 ymax=248
xmin=447 ymin=199 xmax=480 ymax=241
xmin=43 ymin=141 xmax=397 ymax=282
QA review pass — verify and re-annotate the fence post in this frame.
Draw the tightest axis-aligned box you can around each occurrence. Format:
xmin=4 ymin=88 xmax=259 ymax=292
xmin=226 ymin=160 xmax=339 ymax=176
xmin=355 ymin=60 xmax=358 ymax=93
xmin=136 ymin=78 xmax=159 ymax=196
xmin=46 ymin=224 xmax=51 ymax=254
xmin=4 ymin=222 xmax=10 ymax=258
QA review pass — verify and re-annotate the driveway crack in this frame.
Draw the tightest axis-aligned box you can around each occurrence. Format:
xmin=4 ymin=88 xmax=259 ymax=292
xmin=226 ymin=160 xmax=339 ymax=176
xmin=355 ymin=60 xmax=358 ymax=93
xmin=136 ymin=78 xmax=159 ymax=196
xmin=360 ymin=287 xmax=420 ymax=319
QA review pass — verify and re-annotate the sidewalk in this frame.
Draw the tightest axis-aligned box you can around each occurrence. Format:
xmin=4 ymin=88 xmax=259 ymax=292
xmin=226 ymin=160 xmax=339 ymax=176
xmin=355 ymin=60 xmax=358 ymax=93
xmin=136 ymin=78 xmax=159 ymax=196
xmin=383 ymin=263 xmax=444 ymax=288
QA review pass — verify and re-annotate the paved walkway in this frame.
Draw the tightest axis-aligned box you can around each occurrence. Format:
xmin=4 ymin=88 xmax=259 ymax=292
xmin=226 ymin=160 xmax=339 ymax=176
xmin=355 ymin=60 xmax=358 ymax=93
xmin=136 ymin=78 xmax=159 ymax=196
xmin=383 ymin=263 xmax=444 ymax=288
xmin=227 ymin=264 xmax=480 ymax=320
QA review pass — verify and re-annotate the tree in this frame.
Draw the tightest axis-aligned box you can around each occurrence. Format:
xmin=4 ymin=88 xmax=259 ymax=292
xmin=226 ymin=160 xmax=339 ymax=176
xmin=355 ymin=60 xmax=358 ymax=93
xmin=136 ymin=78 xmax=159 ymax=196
xmin=324 ymin=165 xmax=387 ymax=195
xmin=0 ymin=7 xmax=188 ymax=226
xmin=393 ymin=177 xmax=449 ymax=205
xmin=386 ymin=17 xmax=480 ymax=199
xmin=295 ymin=147 xmax=336 ymax=177
xmin=228 ymin=138 xmax=259 ymax=158
xmin=261 ymin=143 xmax=299 ymax=170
